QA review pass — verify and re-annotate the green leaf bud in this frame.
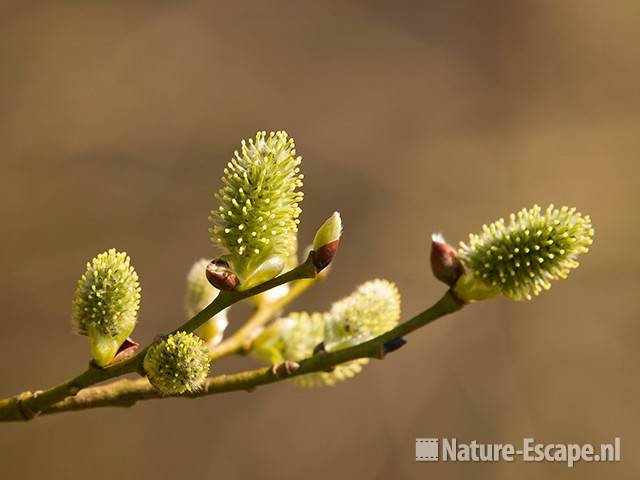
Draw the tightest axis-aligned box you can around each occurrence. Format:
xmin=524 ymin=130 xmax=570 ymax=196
xmin=143 ymin=332 xmax=210 ymax=394
xmin=73 ymin=249 xmax=141 ymax=366
xmin=209 ymin=131 xmax=304 ymax=290
xmin=311 ymin=211 xmax=342 ymax=272
xmin=455 ymin=204 xmax=594 ymax=301
xmin=185 ymin=259 xmax=229 ymax=347
xmin=324 ymin=279 xmax=401 ymax=352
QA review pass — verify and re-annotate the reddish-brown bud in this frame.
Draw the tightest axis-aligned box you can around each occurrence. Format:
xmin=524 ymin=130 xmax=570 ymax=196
xmin=205 ymin=258 xmax=239 ymax=291
xmin=112 ymin=337 xmax=140 ymax=363
xmin=430 ymin=233 xmax=465 ymax=286
xmin=311 ymin=239 xmax=340 ymax=272
xmin=272 ymin=361 xmax=300 ymax=379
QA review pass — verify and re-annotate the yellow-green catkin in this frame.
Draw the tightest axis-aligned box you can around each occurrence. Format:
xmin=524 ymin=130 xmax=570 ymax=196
xmin=324 ymin=279 xmax=401 ymax=351
xmin=143 ymin=332 xmax=210 ymax=394
xmin=252 ymin=279 xmax=401 ymax=387
xmin=73 ymin=249 xmax=141 ymax=366
xmin=456 ymin=204 xmax=594 ymax=301
xmin=209 ymin=131 xmax=304 ymax=290
xmin=252 ymin=312 xmax=367 ymax=388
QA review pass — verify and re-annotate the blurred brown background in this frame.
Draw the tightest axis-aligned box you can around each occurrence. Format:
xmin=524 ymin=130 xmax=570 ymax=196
xmin=0 ymin=1 xmax=638 ymax=478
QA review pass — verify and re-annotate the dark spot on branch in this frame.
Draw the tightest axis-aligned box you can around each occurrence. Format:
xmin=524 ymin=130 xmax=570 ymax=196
xmin=383 ymin=337 xmax=407 ymax=354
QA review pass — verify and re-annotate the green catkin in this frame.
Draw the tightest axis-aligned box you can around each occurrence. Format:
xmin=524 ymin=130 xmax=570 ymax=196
xmin=143 ymin=332 xmax=210 ymax=394
xmin=324 ymin=279 xmax=401 ymax=351
xmin=457 ymin=204 xmax=594 ymax=301
xmin=73 ymin=249 xmax=141 ymax=366
xmin=209 ymin=131 xmax=304 ymax=289
xmin=252 ymin=279 xmax=401 ymax=387
xmin=252 ymin=312 xmax=367 ymax=388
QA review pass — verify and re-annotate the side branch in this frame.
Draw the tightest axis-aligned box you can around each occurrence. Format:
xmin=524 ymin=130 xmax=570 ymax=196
xmin=209 ymin=276 xmax=319 ymax=361
xmin=0 ymin=258 xmax=318 ymax=422
xmin=35 ymin=290 xmax=464 ymax=418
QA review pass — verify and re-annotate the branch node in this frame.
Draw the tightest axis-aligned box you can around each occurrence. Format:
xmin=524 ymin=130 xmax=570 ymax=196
xmin=382 ymin=337 xmax=407 ymax=354
xmin=272 ymin=361 xmax=300 ymax=379
xmin=312 ymin=342 xmax=326 ymax=356
xmin=447 ymin=287 xmax=467 ymax=307
xmin=16 ymin=392 xmax=39 ymax=420
xmin=239 ymin=339 xmax=253 ymax=355
xmin=371 ymin=343 xmax=386 ymax=360
xmin=312 ymin=342 xmax=336 ymax=372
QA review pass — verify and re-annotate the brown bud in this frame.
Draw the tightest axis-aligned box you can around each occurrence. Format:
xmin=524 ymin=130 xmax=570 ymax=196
xmin=206 ymin=258 xmax=239 ymax=291
xmin=272 ymin=361 xmax=300 ymax=379
xmin=312 ymin=342 xmax=327 ymax=356
xmin=430 ymin=234 xmax=465 ymax=286
xmin=112 ymin=337 xmax=140 ymax=363
xmin=311 ymin=239 xmax=340 ymax=273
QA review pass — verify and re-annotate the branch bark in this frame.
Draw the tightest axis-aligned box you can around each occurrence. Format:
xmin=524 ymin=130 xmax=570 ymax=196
xmin=0 ymin=258 xmax=318 ymax=421
xmin=11 ymin=290 xmax=463 ymax=419
xmin=209 ymin=276 xmax=318 ymax=361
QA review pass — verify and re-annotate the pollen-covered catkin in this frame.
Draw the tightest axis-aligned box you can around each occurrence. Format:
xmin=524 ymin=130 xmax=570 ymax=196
xmin=252 ymin=279 xmax=401 ymax=387
xmin=456 ymin=204 xmax=594 ymax=301
xmin=143 ymin=332 xmax=210 ymax=394
xmin=252 ymin=312 xmax=368 ymax=388
xmin=209 ymin=131 xmax=303 ymax=289
xmin=324 ymin=279 xmax=401 ymax=351
xmin=73 ymin=249 xmax=141 ymax=366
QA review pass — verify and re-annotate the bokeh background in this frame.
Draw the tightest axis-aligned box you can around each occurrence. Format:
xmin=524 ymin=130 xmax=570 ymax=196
xmin=1 ymin=1 xmax=638 ymax=478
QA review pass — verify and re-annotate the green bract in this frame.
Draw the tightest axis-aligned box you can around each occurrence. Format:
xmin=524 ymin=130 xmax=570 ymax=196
xmin=312 ymin=211 xmax=342 ymax=251
xmin=73 ymin=249 xmax=141 ymax=366
xmin=185 ymin=259 xmax=228 ymax=346
xmin=143 ymin=332 xmax=210 ymax=394
xmin=209 ymin=131 xmax=304 ymax=290
xmin=456 ymin=204 xmax=594 ymax=301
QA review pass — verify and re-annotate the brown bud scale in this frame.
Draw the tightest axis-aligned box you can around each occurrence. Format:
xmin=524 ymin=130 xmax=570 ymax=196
xmin=311 ymin=239 xmax=340 ymax=272
xmin=206 ymin=259 xmax=239 ymax=291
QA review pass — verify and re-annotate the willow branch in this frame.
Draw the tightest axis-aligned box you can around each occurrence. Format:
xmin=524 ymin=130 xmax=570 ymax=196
xmin=17 ymin=290 xmax=463 ymax=419
xmin=0 ymin=258 xmax=318 ymax=422
xmin=209 ymin=276 xmax=319 ymax=361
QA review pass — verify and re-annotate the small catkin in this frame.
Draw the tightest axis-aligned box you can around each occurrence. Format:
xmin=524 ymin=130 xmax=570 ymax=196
xmin=143 ymin=332 xmax=210 ymax=394
xmin=72 ymin=249 xmax=141 ymax=365
xmin=252 ymin=312 xmax=367 ymax=388
xmin=252 ymin=279 xmax=401 ymax=388
xmin=324 ymin=279 xmax=401 ymax=351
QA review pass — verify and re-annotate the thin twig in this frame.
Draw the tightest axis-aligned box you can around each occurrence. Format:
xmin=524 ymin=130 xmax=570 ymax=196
xmin=12 ymin=290 xmax=463 ymax=419
xmin=209 ymin=276 xmax=319 ymax=361
xmin=0 ymin=258 xmax=318 ymax=421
